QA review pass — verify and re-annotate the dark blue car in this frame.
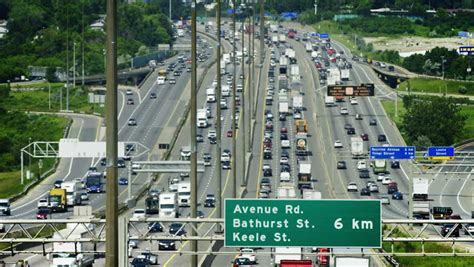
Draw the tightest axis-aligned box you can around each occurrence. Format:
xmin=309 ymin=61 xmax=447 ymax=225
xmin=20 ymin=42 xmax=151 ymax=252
xmin=119 ymin=177 xmax=128 ymax=185
xmin=392 ymin=191 xmax=403 ymax=200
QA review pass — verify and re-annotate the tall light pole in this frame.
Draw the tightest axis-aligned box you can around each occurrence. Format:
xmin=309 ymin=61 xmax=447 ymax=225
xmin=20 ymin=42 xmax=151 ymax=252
xmin=169 ymin=0 xmax=172 ymax=20
xmin=232 ymin=0 xmax=237 ymax=198
xmin=441 ymin=55 xmax=446 ymax=80
xmin=241 ymin=2 xmax=246 ymax=187
xmin=105 ymin=0 xmax=119 ymax=265
xmin=82 ymin=1 xmax=85 ymax=87
xmin=73 ymin=42 xmax=76 ymax=88
xmin=259 ymin=0 xmax=264 ymax=66
xmin=215 ymin=0 xmax=223 ymax=233
xmin=314 ymin=0 xmax=318 ymax=15
xmin=190 ymin=0 xmax=198 ymax=265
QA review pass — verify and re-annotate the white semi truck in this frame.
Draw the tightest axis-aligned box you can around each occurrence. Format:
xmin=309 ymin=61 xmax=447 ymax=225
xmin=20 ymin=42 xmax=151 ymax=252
xmin=159 ymin=192 xmax=179 ymax=218
xmin=61 ymin=181 xmax=82 ymax=207
xmin=341 ymin=68 xmax=350 ymax=81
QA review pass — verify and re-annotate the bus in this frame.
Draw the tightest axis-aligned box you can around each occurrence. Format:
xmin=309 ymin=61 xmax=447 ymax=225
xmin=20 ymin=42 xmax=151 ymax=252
xmin=86 ymin=172 xmax=103 ymax=193
xmin=372 ymin=160 xmax=387 ymax=174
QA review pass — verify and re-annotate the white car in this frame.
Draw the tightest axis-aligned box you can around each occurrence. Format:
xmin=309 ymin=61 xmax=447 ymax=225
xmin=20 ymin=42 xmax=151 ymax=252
xmin=80 ymin=192 xmax=89 ymax=201
xmin=280 ymin=172 xmax=291 ymax=182
xmin=280 ymin=157 xmax=289 ymax=165
xmin=37 ymin=198 xmax=49 ymax=209
xmin=350 ymin=98 xmax=358 ymax=105
xmin=377 ymin=174 xmax=385 ymax=182
xmin=132 ymin=163 xmax=141 ymax=170
xmin=129 ymin=240 xmax=138 ymax=249
xmin=369 ymin=184 xmax=379 ymax=193
xmin=340 ymin=107 xmax=348 ymax=115
xmin=357 ymin=160 xmax=367 ymax=170
xmin=221 ymin=152 xmax=231 ymax=162
xmin=334 ymin=140 xmax=343 ymax=148
xmin=132 ymin=209 xmax=146 ymax=219
xmin=207 ymin=130 xmax=217 ymax=139
xmin=347 ymin=182 xmax=358 ymax=192
xmin=382 ymin=176 xmax=392 ymax=185
xmin=126 ymin=89 xmax=133 ymax=95
xmin=380 ymin=196 xmax=390 ymax=205
xmin=281 ymin=140 xmax=290 ymax=148
xmin=240 ymin=248 xmax=257 ymax=264
xmin=220 ymin=99 xmax=227 ymax=109
xmin=169 ymin=177 xmax=180 ymax=192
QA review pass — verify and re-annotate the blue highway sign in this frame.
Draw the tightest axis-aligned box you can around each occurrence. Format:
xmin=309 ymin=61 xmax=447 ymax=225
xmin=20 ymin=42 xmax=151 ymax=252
xmin=319 ymin=33 xmax=329 ymax=39
xmin=311 ymin=32 xmax=319 ymax=37
xmin=428 ymin=146 xmax=454 ymax=157
xmin=427 ymin=146 xmax=454 ymax=160
xmin=370 ymin=146 xmax=416 ymax=160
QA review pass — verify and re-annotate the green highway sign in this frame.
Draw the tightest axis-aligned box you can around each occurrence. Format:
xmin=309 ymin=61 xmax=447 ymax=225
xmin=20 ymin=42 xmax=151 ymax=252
xmin=225 ymin=199 xmax=381 ymax=248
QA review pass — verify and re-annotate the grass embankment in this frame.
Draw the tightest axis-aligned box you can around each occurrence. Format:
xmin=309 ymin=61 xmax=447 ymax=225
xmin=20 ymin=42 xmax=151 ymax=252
xmin=382 ymin=227 xmax=474 ymax=266
xmin=6 ymin=82 xmax=104 ymax=115
xmin=381 ymin=100 xmax=474 ymax=141
xmin=0 ymin=116 xmax=69 ymax=199
xmin=398 ymin=78 xmax=474 ymax=96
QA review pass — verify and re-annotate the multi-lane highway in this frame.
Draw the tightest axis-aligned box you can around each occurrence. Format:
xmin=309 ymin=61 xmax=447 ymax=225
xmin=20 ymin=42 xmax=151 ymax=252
xmin=1 ymin=18 xmax=473 ymax=267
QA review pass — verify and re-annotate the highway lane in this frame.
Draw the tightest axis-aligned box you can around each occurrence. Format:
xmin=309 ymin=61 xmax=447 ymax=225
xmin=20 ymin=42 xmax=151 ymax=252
xmin=120 ymin=27 xmax=251 ymax=266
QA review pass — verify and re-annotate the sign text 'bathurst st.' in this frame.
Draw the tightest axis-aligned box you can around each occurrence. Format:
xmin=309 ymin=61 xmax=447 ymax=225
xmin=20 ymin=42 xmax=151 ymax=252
xmin=327 ymin=84 xmax=375 ymax=97
xmin=225 ymin=199 xmax=381 ymax=248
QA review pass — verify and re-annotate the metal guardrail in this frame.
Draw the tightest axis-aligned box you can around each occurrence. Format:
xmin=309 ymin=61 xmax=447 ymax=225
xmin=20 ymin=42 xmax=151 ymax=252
xmin=0 ymin=218 xmax=473 ymax=256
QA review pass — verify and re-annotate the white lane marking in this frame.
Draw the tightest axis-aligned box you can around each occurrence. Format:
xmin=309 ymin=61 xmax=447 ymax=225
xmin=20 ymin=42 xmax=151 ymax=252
xmin=118 ymin=91 xmax=126 ymax=120
xmin=457 ymin=172 xmax=472 ymax=216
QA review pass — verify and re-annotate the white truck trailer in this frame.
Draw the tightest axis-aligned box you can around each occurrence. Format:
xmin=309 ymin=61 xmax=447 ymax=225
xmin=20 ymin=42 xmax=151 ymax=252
xmin=206 ymin=88 xmax=216 ymax=103
xmin=277 ymin=183 xmax=297 ymax=199
xmin=51 ymin=223 xmax=95 ymax=267
xmin=341 ymin=68 xmax=350 ymax=81
xmin=279 ymin=102 xmax=289 ymax=115
xmin=351 ymin=137 xmax=364 ymax=159
xmin=178 ymin=182 xmax=191 ymax=207
xmin=302 ymin=189 xmax=322 ymax=200
xmin=61 ymin=181 xmax=82 ymax=207
xmin=325 ymin=96 xmax=335 ymax=107
xmin=197 ymin=108 xmax=208 ymax=128
xmin=293 ymin=95 xmax=303 ymax=111
xmin=159 ymin=192 xmax=179 ymax=218
xmin=274 ymin=247 xmax=302 ymax=265
xmin=413 ymin=178 xmax=429 ymax=201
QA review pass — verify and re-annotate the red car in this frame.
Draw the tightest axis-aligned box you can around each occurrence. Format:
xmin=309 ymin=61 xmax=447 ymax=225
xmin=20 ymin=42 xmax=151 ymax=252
xmin=36 ymin=208 xmax=51 ymax=220
xmin=361 ymin=133 xmax=369 ymax=141
xmin=226 ymin=130 xmax=233 ymax=137
xmin=280 ymin=127 xmax=288 ymax=134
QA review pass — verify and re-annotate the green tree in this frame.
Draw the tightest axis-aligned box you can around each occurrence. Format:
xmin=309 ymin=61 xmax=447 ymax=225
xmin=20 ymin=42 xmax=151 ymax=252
xmin=402 ymin=96 xmax=467 ymax=145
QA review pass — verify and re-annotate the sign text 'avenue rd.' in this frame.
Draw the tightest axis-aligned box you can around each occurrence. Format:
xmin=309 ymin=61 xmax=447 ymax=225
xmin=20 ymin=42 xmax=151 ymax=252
xmin=225 ymin=199 xmax=381 ymax=248
xmin=370 ymin=146 xmax=416 ymax=160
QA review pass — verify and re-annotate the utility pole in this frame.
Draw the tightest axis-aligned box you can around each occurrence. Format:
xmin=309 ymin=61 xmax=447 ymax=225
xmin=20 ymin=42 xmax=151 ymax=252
xmin=105 ymin=0 xmax=118 ymax=266
xmin=82 ymin=2 xmax=85 ymax=87
xmin=190 ymin=0 xmax=198 ymax=266
xmin=66 ymin=1 xmax=70 ymax=111
xmin=314 ymin=0 xmax=318 ymax=15
xmin=215 ymin=0 xmax=223 ymax=233
xmin=169 ymin=0 xmax=172 ymax=20
xmin=232 ymin=0 xmax=237 ymax=198
xmin=259 ymin=0 xmax=264 ymax=66
xmin=251 ymin=0 xmax=256 ymax=120
xmin=73 ymin=42 xmax=76 ymax=88
xmin=441 ymin=55 xmax=445 ymax=80
xmin=241 ymin=5 xmax=246 ymax=187
xmin=248 ymin=1 xmax=253 ymax=146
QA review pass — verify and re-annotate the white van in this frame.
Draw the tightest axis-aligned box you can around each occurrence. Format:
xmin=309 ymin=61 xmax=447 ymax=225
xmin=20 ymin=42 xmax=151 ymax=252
xmin=221 ymin=85 xmax=230 ymax=97
xmin=157 ymin=76 xmax=166 ymax=84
